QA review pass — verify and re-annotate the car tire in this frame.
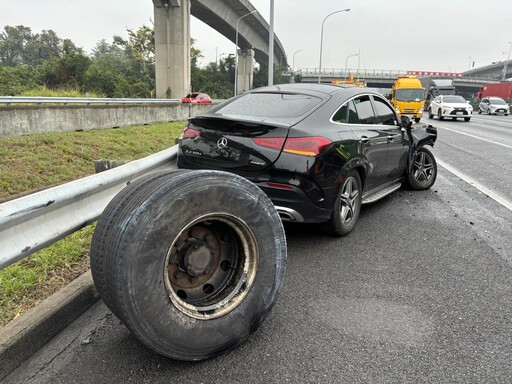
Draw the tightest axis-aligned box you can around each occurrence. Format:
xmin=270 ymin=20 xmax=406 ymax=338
xmin=322 ymin=170 xmax=362 ymax=236
xmin=438 ymin=109 xmax=444 ymax=121
xmin=407 ymin=147 xmax=437 ymax=190
xmin=478 ymin=109 xmax=482 ymax=114
xmin=464 ymin=117 xmax=471 ymax=122
xmin=428 ymin=109 xmax=433 ymax=119
xmin=414 ymin=118 xmax=421 ymax=123
xmin=90 ymin=170 xmax=287 ymax=361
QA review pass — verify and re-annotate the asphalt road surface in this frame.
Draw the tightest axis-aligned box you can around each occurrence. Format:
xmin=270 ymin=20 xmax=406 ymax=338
xmin=6 ymin=114 xmax=512 ymax=384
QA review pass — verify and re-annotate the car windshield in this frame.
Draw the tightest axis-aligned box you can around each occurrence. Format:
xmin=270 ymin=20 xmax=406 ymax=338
xmin=396 ymin=89 xmax=425 ymax=102
xmin=443 ymin=96 xmax=466 ymax=103
xmin=489 ymin=98 xmax=506 ymax=105
xmin=214 ymin=93 xmax=322 ymax=118
xmin=184 ymin=94 xmax=199 ymax=99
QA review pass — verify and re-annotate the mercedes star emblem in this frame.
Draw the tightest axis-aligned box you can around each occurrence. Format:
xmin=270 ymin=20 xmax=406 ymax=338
xmin=217 ymin=137 xmax=228 ymax=149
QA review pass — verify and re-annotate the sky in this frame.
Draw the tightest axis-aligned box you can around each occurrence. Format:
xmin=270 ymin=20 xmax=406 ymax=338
xmin=1 ymin=0 xmax=511 ymax=74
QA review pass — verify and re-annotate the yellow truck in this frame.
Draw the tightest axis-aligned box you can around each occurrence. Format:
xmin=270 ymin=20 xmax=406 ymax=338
xmin=390 ymin=76 xmax=425 ymax=123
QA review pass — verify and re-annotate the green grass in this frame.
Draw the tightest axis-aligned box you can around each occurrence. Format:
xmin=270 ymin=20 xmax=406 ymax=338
xmin=20 ymin=87 xmax=105 ymax=98
xmin=0 ymin=121 xmax=186 ymax=328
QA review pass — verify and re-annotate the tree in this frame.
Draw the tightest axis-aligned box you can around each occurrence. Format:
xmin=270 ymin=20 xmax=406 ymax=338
xmin=0 ymin=25 xmax=34 ymax=66
xmin=0 ymin=64 xmax=38 ymax=95
xmin=0 ymin=26 xmax=68 ymax=67
xmin=39 ymin=51 xmax=91 ymax=90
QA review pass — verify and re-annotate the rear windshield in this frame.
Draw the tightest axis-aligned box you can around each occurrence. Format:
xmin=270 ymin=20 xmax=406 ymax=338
xmin=213 ymin=93 xmax=322 ymax=118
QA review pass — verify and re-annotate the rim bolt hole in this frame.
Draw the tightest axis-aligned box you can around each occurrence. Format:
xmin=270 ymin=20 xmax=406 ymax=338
xmin=177 ymin=290 xmax=187 ymax=300
xmin=203 ymin=284 xmax=214 ymax=294
xmin=220 ymin=260 xmax=231 ymax=271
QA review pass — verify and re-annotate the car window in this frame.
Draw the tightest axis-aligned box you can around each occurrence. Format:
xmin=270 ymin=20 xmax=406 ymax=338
xmin=373 ymin=96 xmax=397 ymax=126
xmin=214 ymin=92 xmax=322 ymax=118
xmin=348 ymin=100 xmax=360 ymax=124
xmin=332 ymin=104 xmax=348 ymax=123
xmin=353 ymin=96 xmax=376 ymax=124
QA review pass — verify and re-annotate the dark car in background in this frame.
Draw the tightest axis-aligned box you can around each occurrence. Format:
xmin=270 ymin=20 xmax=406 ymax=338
xmin=177 ymin=83 xmax=438 ymax=235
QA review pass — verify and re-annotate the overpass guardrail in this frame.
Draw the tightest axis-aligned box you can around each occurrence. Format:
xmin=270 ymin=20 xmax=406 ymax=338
xmin=0 ymin=146 xmax=178 ymax=271
xmin=296 ymin=68 xmax=498 ymax=83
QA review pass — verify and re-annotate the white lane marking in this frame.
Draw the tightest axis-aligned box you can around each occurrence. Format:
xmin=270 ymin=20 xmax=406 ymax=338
xmin=436 ymin=125 xmax=512 ymax=150
xmin=437 ymin=159 xmax=512 ymax=212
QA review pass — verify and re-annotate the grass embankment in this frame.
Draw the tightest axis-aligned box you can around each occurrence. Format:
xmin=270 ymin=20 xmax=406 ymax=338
xmin=0 ymin=122 xmax=186 ymax=328
xmin=20 ymin=87 xmax=105 ymax=98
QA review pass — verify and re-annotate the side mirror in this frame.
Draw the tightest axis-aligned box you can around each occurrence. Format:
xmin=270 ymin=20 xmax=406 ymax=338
xmin=400 ymin=116 xmax=413 ymax=130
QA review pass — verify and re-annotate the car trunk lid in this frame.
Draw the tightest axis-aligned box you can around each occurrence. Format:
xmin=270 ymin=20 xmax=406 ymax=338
xmin=179 ymin=115 xmax=291 ymax=173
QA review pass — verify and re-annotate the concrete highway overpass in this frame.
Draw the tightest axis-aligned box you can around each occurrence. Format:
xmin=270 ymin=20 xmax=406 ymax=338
xmin=297 ymin=69 xmax=491 ymax=98
xmin=463 ymin=60 xmax=512 ymax=80
xmin=152 ymin=0 xmax=287 ymax=98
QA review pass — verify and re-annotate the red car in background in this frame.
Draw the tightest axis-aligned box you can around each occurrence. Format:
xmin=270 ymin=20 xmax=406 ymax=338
xmin=181 ymin=92 xmax=212 ymax=104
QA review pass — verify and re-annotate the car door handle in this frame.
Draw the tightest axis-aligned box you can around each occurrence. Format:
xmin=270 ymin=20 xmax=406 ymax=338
xmin=360 ymin=136 xmax=369 ymax=143
xmin=387 ymin=135 xmax=395 ymax=142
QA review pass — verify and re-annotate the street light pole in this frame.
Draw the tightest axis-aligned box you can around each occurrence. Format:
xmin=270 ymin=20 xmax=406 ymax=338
xmin=468 ymin=56 xmax=473 ymax=70
xmin=502 ymin=41 xmax=512 ymax=80
xmin=292 ymin=49 xmax=303 ymax=72
xmin=318 ymin=8 xmax=350 ymax=84
xmin=268 ymin=0 xmax=275 ymax=86
xmin=234 ymin=10 xmax=257 ymax=96
xmin=344 ymin=53 xmax=358 ymax=81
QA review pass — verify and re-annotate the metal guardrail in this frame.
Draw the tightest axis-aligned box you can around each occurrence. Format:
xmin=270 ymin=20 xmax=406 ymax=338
xmin=0 ymin=96 xmax=182 ymax=106
xmin=0 ymin=97 xmax=227 ymax=106
xmin=0 ymin=146 xmax=178 ymax=270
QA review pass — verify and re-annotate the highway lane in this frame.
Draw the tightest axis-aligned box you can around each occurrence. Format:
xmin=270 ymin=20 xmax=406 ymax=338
xmin=424 ymin=113 xmax=512 ymax=205
xmin=5 ymin=116 xmax=512 ymax=383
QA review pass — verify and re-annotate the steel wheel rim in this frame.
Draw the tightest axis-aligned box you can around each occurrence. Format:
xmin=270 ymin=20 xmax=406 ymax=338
xmin=164 ymin=213 xmax=258 ymax=320
xmin=413 ymin=151 xmax=434 ymax=184
xmin=339 ymin=177 xmax=359 ymax=226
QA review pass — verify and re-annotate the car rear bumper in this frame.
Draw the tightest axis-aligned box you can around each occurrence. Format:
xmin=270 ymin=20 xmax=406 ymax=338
xmin=254 ymin=182 xmax=332 ymax=224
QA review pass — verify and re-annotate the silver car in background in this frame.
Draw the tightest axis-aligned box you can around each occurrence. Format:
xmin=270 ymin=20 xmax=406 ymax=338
xmin=478 ymin=97 xmax=510 ymax=116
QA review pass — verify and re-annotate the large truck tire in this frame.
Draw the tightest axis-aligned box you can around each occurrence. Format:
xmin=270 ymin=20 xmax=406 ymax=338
xmin=90 ymin=170 xmax=287 ymax=361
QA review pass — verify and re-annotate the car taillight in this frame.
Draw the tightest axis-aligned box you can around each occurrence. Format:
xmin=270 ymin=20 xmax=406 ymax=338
xmin=254 ymin=137 xmax=333 ymax=157
xmin=183 ymin=127 xmax=200 ymax=139
xmin=284 ymin=137 xmax=333 ymax=156
xmin=253 ymin=138 xmax=286 ymax=151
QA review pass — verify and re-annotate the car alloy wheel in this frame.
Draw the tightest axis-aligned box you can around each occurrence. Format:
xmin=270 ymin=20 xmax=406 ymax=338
xmin=413 ymin=150 xmax=435 ymax=185
xmin=339 ymin=176 xmax=360 ymax=227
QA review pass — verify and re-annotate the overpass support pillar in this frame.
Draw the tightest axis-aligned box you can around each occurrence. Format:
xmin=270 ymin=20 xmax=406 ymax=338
xmin=237 ymin=49 xmax=255 ymax=95
xmin=153 ymin=0 xmax=190 ymax=99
